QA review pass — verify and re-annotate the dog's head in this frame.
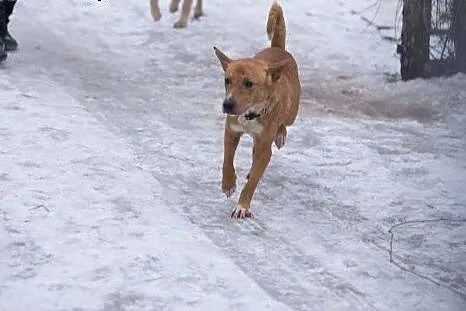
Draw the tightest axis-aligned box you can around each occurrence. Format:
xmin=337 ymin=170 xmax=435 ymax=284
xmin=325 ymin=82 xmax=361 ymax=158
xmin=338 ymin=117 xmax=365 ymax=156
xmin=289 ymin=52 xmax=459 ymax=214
xmin=213 ymin=47 xmax=289 ymax=116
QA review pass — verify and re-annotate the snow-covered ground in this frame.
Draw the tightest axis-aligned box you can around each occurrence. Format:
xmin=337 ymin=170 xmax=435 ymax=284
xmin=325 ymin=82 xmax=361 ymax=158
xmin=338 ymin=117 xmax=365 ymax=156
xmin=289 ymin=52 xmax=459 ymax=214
xmin=1 ymin=0 xmax=465 ymax=310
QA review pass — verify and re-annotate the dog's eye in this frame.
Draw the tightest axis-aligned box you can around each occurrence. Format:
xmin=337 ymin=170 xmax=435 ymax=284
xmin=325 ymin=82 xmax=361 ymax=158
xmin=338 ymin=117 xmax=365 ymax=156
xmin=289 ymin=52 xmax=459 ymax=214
xmin=243 ymin=79 xmax=254 ymax=88
xmin=224 ymin=77 xmax=232 ymax=85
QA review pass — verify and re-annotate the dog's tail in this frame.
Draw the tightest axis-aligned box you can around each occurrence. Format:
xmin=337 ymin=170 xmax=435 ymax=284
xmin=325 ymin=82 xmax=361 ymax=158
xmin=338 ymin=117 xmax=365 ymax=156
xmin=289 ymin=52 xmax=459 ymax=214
xmin=266 ymin=1 xmax=286 ymax=50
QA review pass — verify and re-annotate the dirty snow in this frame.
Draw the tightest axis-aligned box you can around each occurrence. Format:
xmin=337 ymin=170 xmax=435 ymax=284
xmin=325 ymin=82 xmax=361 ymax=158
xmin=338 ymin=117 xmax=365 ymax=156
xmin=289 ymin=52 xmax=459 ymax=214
xmin=1 ymin=0 xmax=465 ymax=310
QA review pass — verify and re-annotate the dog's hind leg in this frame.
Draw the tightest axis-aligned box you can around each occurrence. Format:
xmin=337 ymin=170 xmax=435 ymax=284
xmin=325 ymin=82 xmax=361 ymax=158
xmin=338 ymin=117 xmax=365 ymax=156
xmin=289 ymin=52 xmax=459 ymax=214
xmin=173 ymin=0 xmax=193 ymax=28
xmin=193 ymin=0 xmax=203 ymax=19
xmin=150 ymin=0 xmax=162 ymax=21
xmin=169 ymin=0 xmax=181 ymax=13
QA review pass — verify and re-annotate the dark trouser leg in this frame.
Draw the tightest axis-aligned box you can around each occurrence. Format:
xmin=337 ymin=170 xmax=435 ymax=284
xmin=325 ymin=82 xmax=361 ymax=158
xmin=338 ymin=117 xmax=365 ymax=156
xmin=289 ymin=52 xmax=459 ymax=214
xmin=5 ymin=0 xmax=16 ymax=25
xmin=0 ymin=1 xmax=6 ymax=36
xmin=0 ymin=1 xmax=7 ymax=61
xmin=3 ymin=0 xmax=17 ymax=51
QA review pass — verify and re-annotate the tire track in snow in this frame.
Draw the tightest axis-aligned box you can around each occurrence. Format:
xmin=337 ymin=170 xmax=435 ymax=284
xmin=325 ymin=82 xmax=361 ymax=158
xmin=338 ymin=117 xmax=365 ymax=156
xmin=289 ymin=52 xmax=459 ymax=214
xmin=151 ymin=171 xmax=379 ymax=311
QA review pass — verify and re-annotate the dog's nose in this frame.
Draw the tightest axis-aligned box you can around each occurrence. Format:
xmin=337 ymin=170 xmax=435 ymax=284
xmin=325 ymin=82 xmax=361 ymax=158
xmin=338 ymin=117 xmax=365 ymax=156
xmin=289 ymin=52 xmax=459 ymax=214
xmin=222 ymin=97 xmax=237 ymax=113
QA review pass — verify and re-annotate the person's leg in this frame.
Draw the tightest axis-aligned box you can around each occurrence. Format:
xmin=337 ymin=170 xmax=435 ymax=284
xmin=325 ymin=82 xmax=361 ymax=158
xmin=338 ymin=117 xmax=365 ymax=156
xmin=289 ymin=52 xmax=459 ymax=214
xmin=0 ymin=0 xmax=7 ymax=61
xmin=3 ymin=0 xmax=17 ymax=51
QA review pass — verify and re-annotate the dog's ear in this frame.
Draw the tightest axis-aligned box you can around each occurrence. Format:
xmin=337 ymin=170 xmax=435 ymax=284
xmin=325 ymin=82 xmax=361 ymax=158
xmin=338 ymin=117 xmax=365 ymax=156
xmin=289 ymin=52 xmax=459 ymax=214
xmin=266 ymin=58 xmax=291 ymax=82
xmin=213 ymin=47 xmax=232 ymax=71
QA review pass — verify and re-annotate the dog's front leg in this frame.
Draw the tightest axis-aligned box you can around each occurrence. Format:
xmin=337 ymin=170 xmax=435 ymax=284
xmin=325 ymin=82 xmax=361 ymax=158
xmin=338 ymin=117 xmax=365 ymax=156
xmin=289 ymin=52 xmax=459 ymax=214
xmin=193 ymin=0 xmax=203 ymax=19
xmin=150 ymin=0 xmax=162 ymax=21
xmin=173 ymin=0 xmax=193 ymax=28
xmin=222 ymin=124 xmax=241 ymax=198
xmin=169 ymin=0 xmax=181 ymax=13
xmin=232 ymin=139 xmax=273 ymax=218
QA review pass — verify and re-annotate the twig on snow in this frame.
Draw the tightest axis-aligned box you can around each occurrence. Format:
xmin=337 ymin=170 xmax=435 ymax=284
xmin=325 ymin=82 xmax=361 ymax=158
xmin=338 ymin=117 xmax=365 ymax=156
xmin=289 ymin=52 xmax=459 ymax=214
xmin=388 ymin=217 xmax=466 ymax=299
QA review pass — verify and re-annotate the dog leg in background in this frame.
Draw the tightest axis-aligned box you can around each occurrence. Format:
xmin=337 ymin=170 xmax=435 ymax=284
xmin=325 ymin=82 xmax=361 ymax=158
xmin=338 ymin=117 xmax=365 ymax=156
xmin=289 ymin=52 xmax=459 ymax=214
xmin=169 ymin=0 xmax=181 ymax=13
xmin=150 ymin=0 xmax=162 ymax=21
xmin=232 ymin=139 xmax=273 ymax=218
xmin=193 ymin=0 xmax=203 ymax=19
xmin=222 ymin=123 xmax=241 ymax=198
xmin=173 ymin=0 xmax=193 ymax=28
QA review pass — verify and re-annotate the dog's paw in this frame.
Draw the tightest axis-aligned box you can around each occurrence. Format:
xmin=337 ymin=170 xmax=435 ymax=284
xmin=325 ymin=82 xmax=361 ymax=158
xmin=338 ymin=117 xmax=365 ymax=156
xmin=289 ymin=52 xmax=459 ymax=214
xmin=274 ymin=126 xmax=287 ymax=149
xmin=222 ymin=170 xmax=236 ymax=198
xmin=231 ymin=204 xmax=253 ymax=219
xmin=173 ymin=20 xmax=188 ymax=28
xmin=193 ymin=10 xmax=204 ymax=20
xmin=222 ymin=184 xmax=236 ymax=198
xmin=169 ymin=2 xmax=179 ymax=13
xmin=222 ymin=178 xmax=236 ymax=198
xmin=274 ymin=134 xmax=286 ymax=149
xmin=151 ymin=11 xmax=162 ymax=21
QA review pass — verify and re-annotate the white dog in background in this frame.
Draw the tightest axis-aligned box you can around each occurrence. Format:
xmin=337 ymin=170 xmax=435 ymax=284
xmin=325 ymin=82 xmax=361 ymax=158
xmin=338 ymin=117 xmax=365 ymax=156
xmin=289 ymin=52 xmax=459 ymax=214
xmin=150 ymin=0 xmax=203 ymax=28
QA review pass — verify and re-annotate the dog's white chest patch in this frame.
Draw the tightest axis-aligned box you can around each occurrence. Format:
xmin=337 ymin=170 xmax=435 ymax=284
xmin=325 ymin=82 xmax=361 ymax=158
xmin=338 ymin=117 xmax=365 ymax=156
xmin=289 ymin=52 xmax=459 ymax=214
xmin=230 ymin=115 xmax=263 ymax=136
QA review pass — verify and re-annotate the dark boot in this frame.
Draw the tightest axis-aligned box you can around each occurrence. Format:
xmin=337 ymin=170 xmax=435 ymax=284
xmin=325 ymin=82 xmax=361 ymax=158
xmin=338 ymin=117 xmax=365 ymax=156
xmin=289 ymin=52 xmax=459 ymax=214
xmin=0 ymin=38 xmax=6 ymax=62
xmin=3 ymin=0 xmax=17 ymax=51
xmin=0 ymin=0 xmax=7 ymax=62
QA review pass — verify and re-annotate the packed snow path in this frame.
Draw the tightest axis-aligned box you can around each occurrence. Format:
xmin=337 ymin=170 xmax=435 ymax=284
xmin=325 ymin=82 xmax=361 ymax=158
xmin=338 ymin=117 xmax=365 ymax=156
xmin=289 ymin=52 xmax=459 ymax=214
xmin=1 ymin=1 xmax=465 ymax=310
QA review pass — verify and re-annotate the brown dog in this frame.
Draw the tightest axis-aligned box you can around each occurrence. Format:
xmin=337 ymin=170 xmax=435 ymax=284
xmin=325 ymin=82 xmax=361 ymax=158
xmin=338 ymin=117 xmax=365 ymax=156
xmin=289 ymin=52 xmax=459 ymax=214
xmin=214 ymin=2 xmax=301 ymax=218
xmin=150 ymin=0 xmax=203 ymax=28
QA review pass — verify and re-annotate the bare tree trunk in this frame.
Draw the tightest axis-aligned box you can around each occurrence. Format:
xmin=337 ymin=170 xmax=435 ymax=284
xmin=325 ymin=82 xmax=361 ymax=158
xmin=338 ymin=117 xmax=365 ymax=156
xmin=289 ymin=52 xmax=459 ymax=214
xmin=453 ymin=0 xmax=466 ymax=73
xmin=398 ymin=0 xmax=432 ymax=80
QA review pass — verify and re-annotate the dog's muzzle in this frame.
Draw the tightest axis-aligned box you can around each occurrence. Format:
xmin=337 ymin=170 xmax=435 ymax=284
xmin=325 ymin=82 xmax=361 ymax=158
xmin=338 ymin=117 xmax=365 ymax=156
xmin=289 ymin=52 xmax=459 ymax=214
xmin=222 ymin=97 xmax=237 ymax=114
